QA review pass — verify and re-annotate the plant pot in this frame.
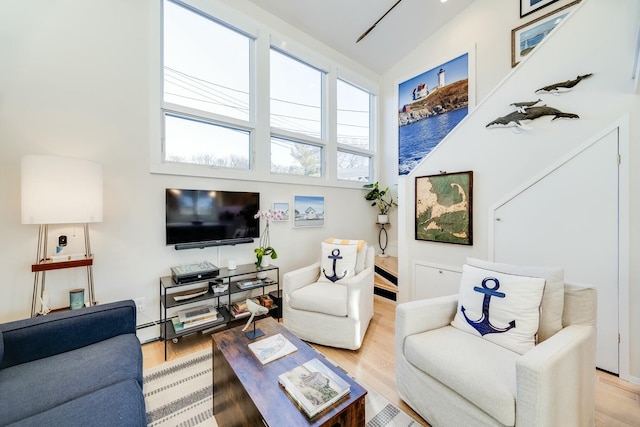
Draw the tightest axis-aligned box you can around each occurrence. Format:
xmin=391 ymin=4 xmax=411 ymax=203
xmin=260 ymin=256 xmax=270 ymax=268
xmin=377 ymin=214 xmax=389 ymax=224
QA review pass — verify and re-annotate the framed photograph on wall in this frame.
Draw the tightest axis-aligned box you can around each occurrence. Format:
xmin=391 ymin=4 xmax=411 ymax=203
xmin=398 ymin=53 xmax=470 ymax=175
xmin=273 ymin=202 xmax=289 ymax=221
xmin=293 ymin=196 xmax=324 ymax=228
xmin=520 ymin=0 xmax=559 ymax=18
xmin=415 ymin=171 xmax=473 ymax=245
xmin=512 ymin=1 xmax=580 ymax=67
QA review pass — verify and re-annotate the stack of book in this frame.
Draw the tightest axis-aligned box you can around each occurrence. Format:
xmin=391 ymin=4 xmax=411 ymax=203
xmin=229 ymin=299 xmax=259 ymax=318
xmin=278 ymin=358 xmax=350 ymax=418
xmin=172 ymin=304 xmax=222 ymax=332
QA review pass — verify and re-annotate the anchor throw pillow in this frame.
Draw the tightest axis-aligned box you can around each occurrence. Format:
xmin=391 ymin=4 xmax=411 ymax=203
xmin=317 ymin=242 xmax=358 ymax=284
xmin=325 ymin=238 xmax=368 ymax=273
xmin=450 ymin=264 xmax=546 ymax=354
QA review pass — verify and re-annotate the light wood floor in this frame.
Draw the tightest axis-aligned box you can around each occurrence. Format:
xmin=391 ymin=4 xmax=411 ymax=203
xmin=142 ymin=296 xmax=640 ymax=426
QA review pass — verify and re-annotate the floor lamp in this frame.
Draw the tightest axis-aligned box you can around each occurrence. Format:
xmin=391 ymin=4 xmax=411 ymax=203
xmin=21 ymin=155 xmax=103 ymax=317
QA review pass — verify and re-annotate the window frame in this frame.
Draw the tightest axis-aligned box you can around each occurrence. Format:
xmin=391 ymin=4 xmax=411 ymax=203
xmin=150 ymin=0 xmax=379 ymax=188
xmin=335 ymin=77 xmax=375 ymax=182
xmin=160 ymin=0 xmax=257 ymax=173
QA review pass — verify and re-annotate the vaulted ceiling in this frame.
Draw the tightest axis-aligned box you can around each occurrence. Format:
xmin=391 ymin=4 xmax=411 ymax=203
xmin=246 ymin=0 xmax=476 ymax=75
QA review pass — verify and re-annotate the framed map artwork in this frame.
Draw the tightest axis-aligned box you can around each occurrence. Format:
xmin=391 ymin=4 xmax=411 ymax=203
xmin=415 ymin=171 xmax=473 ymax=245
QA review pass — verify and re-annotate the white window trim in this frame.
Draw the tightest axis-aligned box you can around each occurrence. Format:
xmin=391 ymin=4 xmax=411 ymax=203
xmin=149 ymin=0 xmax=380 ymax=189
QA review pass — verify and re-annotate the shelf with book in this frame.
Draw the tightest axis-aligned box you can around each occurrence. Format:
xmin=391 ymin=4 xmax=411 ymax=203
xmin=159 ymin=262 xmax=279 ymax=360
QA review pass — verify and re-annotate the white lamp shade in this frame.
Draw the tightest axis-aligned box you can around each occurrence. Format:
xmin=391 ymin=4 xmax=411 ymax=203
xmin=21 ymin=155 xmax=103 ymax=224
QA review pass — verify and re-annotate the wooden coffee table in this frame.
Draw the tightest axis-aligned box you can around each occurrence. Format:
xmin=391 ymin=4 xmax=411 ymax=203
xmin=212 ymin=316 xmax=367 ymax=426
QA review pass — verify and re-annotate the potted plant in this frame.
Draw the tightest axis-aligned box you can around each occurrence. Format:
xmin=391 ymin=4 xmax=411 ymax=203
xmin=253 ymin=210 xmax=281 ymax=268
xmin=363 ymin=182 xmax=397 ymax=223
xmin=254 ymin=246 xmax=277 ymax=268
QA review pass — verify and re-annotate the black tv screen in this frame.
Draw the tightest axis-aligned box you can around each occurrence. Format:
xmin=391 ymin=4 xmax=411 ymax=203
xmin=166 ymin=189 xmax=259 ymax=247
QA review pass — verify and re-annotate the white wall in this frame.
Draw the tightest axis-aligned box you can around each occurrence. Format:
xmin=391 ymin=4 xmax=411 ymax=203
xmin=376 ymin=0 xmax=572 ymax=257
xmin=380 ymin=0 xmax=640 ymax=381
xmin=0 ymin=1 xmax=378 ymax=324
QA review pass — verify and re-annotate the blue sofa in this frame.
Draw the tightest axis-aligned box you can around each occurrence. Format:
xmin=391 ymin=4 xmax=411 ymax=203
xmin=0 ymin=300 xmax=146 ymax=426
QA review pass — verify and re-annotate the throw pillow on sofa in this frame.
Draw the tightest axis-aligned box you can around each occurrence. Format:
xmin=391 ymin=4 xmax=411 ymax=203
xmin=451 ymin=264 xmax=546 ymax=354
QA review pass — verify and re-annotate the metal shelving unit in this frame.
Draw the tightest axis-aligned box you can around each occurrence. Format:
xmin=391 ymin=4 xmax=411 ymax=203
xmin=159 ymin=263 xmax=280 ymax=360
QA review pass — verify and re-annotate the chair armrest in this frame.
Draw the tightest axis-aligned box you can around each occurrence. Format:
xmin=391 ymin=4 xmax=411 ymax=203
xmin=396 ymin=295 xmax=458 ymax=339
xmin=516 ymin=324 xmax=596 ymax=427
xmin=343 ymin=266 xmax=374 ymax=291
xmin=395 ymin=295 xmax=458 ymax=354
xmin=342 ymin=266 xmax=374 ymax=316
xmin=0 ymin=300 xmax=137 ymax=369
xmin=283 ymin=262 xmax=321 ymax=297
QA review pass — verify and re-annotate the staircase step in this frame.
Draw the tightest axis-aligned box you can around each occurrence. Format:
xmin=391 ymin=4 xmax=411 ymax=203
xmin=374 ymin=256 xmax=398 ymax=301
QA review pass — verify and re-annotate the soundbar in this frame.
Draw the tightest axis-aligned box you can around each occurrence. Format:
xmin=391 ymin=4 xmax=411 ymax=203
xmin=174 ymin=237 xmax=254 ymax=250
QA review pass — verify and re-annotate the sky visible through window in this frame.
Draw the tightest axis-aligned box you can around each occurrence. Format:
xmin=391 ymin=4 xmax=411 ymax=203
xmin=162 ymin=0 xmax=371 ymax=174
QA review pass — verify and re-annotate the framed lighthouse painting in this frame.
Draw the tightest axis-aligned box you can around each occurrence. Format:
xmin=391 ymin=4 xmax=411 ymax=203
xmin=398 ymin=53 xmax=470 ymax=175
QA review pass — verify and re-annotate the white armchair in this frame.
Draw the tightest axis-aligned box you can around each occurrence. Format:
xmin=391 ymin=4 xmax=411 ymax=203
xmin=396 ymin=258 xmax=597 ymax=427
xmin=283 ymin=240 xmax=375 ymax=350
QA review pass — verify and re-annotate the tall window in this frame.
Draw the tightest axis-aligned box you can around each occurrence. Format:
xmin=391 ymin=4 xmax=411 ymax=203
xmin=162 ymin=0 xmax=253 ymax=169
xmin=337 ymin=79 xmax=373 ymax=181
xmin=270 ymin=48 xmax=325 ymax=177
xmin=270 ymin=49 xmax=323 ymax=139
xmin=157 ymin=1 xmax=377 ymax=185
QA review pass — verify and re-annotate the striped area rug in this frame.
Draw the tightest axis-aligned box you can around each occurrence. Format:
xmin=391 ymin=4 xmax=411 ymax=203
xmin=143 ymin=348 xmax=421 ymax=427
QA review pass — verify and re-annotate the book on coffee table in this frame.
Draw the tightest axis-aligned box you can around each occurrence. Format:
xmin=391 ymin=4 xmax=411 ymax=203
xmin=278 ymin=358 xmax=350 ymax=418
xmin=247 ymin=333 xmax=297 ymax=365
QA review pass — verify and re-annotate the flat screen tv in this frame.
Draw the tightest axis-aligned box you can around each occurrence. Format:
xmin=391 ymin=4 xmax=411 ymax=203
xmin=166 ymin=188 xmax=260 ymax=249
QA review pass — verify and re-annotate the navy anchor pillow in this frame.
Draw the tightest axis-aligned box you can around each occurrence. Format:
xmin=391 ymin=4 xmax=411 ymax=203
xmin=451 ymin=264 xmax=546 ymax=354
xmin=317 ymin=242 xmax=358 ymax=284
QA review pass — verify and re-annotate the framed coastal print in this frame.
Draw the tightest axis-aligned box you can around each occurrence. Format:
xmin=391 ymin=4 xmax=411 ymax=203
xmin=398 ymin=53 xmax=469 ymax=175
xmin=520 ymin=0 xmax=559 ymax=18
xmin=273 ymin=202 xmax=289 ymax=221
xmin=293 ymin=195 xmax=324 ymax=228
xmin=415 ymin=171 xmax=473 ymax=245
xmin=512 ymin=1 xmax=580 ymax=67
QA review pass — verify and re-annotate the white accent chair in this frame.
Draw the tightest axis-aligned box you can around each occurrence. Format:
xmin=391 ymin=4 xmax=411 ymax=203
xmin=283 ymin=242 xmax=375 ymax=350
xmin=396 ymin=259 xmax=597 ymax=427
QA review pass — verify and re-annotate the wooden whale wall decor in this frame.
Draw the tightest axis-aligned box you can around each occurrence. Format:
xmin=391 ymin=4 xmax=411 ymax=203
xmin=536 ymin=73 xmax=592 ymax=94
xmin=486 ymin=105 xmax=579 ymax=131
xmin=487 ymin=73 xmax=591 ymax=132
